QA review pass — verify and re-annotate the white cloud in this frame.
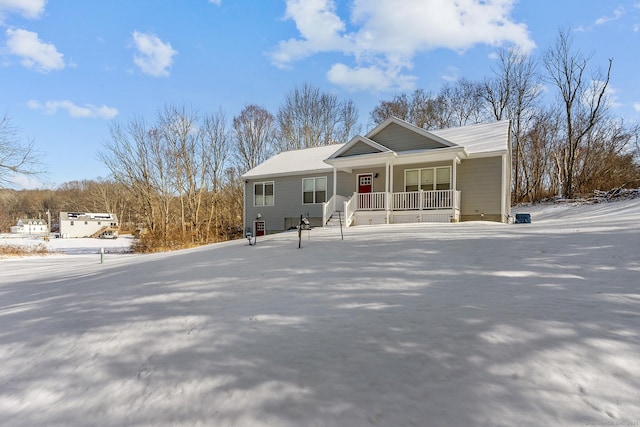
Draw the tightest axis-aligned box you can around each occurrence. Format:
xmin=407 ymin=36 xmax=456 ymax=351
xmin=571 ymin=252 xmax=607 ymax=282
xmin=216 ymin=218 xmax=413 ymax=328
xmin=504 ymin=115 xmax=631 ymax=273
xmin=5 ymin=28 xmax=64 ymax=72
xmin=208 ymin=0 xmax=221 ymax=5
xmin=131 ymin=31 xmax=177 ymax=77
xmin=327 ymin=63 xmax=416 ymax=91
xmin=595 ymin=6 xmax=625 ymax=25
xmin=633 ymin=103 xmax=640 ymax=112
xmin=582 ymin=81 xmax=621 ymax=110
xmin=0 ymin=0 xmax=46 ymax=21
xmin=271 ymin=0 xmax=348 ymax=67
xmin=270 ymin=0 xmax=535 ymax=92
xmin=27 ymin=100 xmax=119 ymax=119
xmin=440 ymin=66 xmax=460 ymax=82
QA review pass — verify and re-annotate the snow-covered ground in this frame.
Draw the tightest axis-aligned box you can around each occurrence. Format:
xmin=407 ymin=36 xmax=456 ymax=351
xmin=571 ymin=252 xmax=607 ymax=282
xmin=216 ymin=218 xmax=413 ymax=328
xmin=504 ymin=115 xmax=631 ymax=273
xmin=0 ymin=234 xmax=134 ymax=256
xmin=1 ymin=200 xmax=639 ymax=426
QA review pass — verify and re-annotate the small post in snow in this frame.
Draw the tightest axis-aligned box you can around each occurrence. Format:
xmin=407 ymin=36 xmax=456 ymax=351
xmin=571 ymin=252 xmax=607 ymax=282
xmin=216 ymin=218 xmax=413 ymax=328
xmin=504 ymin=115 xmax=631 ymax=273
xmin=100 ymin=247 xmax=104 ymax=264
xmin=298 ymin=215 xmax=310 ymax=249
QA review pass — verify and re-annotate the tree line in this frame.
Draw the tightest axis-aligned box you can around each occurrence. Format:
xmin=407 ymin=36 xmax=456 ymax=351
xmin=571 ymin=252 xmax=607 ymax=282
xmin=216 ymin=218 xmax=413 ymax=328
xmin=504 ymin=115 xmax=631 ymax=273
xmin=1 ymin=30 xmax=639 ymax=250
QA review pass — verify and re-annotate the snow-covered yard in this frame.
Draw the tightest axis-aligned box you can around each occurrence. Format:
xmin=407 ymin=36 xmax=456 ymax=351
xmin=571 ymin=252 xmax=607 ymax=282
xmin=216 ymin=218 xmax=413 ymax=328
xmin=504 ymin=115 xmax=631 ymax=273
xmin=1 ymin=200 xmax=639 ymax=426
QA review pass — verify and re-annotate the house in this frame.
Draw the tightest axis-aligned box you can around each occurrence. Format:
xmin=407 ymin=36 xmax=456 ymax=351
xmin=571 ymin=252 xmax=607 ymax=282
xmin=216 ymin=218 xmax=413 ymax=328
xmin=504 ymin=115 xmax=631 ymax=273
xmin=10 ymin=218 xmax=48 ymax=235
xmin=59 ymin=212 xmax=119 ymax=238
xmin=242 ymin=117 xmax=511 ymax=235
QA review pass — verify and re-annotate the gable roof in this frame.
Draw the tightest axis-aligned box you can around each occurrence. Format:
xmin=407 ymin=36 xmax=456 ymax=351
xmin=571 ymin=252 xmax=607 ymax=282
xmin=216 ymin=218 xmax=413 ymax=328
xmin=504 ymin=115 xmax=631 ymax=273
xmin=242 ymin=143 xmax=345 ymax=180
xmin=243 ymin=119 xmax=510 ymax=179
xmin=366 ymin=116 xmax=457 ymax=150
xmin=328 ymin=136 xmax=391 ymax=159
xmin=431 ymin=120 xmax=510 ymax=155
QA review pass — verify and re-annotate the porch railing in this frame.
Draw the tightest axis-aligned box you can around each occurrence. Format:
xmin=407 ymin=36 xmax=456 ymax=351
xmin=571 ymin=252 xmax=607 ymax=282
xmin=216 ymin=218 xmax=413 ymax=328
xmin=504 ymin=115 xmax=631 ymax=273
xmin=344 ymin=193 xmax=357 ymax=227
xmin=393 ymin=190 xmax=459 ymax=210
xmin=356 ymin=190 xmax=460 ymax=211
xmin=341 ymin=190 xmax=460 ymax=227
xmin=356 ymin=192 xmax=387 ymax=210
xmin=323 ymin=194 xmax=350 ymax=224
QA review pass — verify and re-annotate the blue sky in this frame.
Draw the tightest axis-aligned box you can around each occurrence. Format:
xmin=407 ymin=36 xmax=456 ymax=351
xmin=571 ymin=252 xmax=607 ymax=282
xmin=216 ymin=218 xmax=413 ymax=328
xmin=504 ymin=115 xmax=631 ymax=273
xmin=2 ymin=0 xmax=640 ymax=189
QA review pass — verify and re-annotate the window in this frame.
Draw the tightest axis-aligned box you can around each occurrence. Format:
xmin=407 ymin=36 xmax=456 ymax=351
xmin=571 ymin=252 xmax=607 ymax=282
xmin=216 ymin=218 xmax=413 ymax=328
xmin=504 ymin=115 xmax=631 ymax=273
xmin=404 ymin=167 xmax=451 ymax=191
xmin=254 ymin=181 xmax=274 ymax=206
xmin=302 ymin=177 xmax=327 ymax=204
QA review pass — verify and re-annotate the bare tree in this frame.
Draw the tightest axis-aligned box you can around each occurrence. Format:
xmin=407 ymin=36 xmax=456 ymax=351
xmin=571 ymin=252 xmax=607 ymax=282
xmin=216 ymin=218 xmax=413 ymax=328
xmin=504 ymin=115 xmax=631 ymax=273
xmin=573 ymin=117 xmax=640 ymax=193
xmin=370 ymin=92 xmax=412 ymax=125
xmin=99 ymin=117 xmax=164 ymax=237
xmin=276 ymin=83 xmax=359 ymax=151
xmin=520 ymin=109 xmax=560 ymax=202
xmin=336 ymin=99 xmax=362 ymax=143
xmin=232 ymin=105 xmax=275 ymax=173
xmin=100 ymin=105 xmax=236 ymax=249
xmin=483 ymin=48 xmax=542 ymax=203
xmin=370 ymin=89 xmax=448 ymax=130
xmin=202 ymin=109 xmax=230 ymax=241
xmin=544 ymin=29 xmax=612 ymax=199
xmin=0 ymin=113 xmax=42 ymax=186
xmin=439 ymin=78 xmax=487 ymax=127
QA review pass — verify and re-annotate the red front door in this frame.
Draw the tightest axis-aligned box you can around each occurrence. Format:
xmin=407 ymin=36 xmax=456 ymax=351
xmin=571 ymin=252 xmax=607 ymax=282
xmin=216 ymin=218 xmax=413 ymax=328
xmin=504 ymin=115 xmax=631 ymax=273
xmin=358 ymin=174 xmax=373 ymax=193
xmin=358 ymin=174 xmax=373 ymax=209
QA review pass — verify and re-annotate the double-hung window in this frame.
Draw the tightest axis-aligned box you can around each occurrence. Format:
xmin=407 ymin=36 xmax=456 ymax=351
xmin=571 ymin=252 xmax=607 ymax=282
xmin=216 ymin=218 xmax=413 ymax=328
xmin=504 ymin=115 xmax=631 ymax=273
xmin=254 ymin=181 xmax=274 ymax=206
xmin=404 ymin=167 xmax=451 ymax=191
xmin=302 ymin=177 xmax=327 ymax=204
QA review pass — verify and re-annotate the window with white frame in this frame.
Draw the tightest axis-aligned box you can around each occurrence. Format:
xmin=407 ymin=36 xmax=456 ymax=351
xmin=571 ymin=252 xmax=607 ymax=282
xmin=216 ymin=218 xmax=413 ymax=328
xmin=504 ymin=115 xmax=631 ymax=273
xmin=254 ymin=181 xmax=274 ymax=206
xmin=302 ymin=177 xmax=327 ymax=204
xmin=404 ymin=167 xmax=451 ymax=191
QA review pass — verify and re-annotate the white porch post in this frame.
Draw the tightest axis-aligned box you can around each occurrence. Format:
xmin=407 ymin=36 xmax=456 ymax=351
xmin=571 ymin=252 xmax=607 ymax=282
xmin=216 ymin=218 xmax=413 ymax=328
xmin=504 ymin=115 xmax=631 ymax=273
xmin=385 ymin=161 xmax=391 ymax=224
xmin=333 ymin=167 xmax=337 ymax=205
xmin=452 ymin=159 xmax=457 ymax=191
xmin=452 ymin=159 xmax=458 ymax=211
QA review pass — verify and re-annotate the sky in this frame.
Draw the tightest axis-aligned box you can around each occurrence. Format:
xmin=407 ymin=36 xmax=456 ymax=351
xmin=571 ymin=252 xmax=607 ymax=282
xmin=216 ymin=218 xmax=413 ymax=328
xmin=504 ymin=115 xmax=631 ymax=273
xmin=1 ymin=199 xmax=639 ymax=425
xmin=2 ymin=0 xmax=640 ymax=189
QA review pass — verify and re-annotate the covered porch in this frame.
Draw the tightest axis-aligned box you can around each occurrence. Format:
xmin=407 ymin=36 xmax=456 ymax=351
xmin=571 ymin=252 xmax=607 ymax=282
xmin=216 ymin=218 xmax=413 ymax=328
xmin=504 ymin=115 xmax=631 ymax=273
xmin=323 ymin=141 xmax=467 ymax=227
xmin=324 ymin=189 xmax=461 ymax=226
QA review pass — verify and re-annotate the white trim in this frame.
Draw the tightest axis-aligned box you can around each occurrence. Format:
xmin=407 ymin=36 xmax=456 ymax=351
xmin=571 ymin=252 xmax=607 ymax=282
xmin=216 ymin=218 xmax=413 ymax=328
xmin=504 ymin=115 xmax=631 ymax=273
xmin=403 ymin=166 xmax=452 ymax=192
xmin=365 ymin=116 xmax=458 ymax=148
xmin=327 ymin=136 xmax=391 ymax=159
xmin=302 ymin=176 xmax=328 ymax=205
xmin=356 ymin=173 xmax=374 ymax=193
xmin=452 ymin=159 xmax=457 ymax=191
xmin=324 ymin=151 xmax=397 ymax=173
xmin=466 ymin=150 xmax=509 ymax=159
xmin=253 ymin=181 xmax=275 ymax=207
xmin=501 ymin=153 xmax=508 ymax=221
xmin=244 ymin=167 xmax=334 ymax=181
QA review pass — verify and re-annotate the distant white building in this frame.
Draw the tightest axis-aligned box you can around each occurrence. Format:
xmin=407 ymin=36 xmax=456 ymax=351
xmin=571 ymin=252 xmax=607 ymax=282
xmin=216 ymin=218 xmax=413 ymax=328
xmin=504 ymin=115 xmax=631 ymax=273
xmin=59 ymin=212 xmax=119 ymax=238
xmin=10 ymin=218 xmax=49 ymax=235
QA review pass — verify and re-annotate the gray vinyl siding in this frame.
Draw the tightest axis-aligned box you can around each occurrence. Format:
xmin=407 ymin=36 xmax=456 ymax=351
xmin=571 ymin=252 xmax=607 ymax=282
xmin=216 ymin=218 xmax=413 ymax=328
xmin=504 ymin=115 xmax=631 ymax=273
xmin=457 ymin=156 xmax=504 ymax=221
xmin=338 ymin=141 xmax=381 ymax=157
xmin=244 ymin=172 xmax=334 ymax=233
xmin=371 ymin=122 xmax=447 ymax=152
xmin=336 ymin=171 xmax=355 ymax=196
xmin=337 ymin=167 xmax=387 ymax=194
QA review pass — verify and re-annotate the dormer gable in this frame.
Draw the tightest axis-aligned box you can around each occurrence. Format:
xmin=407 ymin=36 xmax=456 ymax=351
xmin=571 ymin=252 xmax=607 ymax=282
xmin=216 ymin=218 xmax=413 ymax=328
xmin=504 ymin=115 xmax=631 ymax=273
xmin=366 ymin=117 xmax=456 ymax=152
xmin=328 ymin=136 xmax=391 ymax=159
